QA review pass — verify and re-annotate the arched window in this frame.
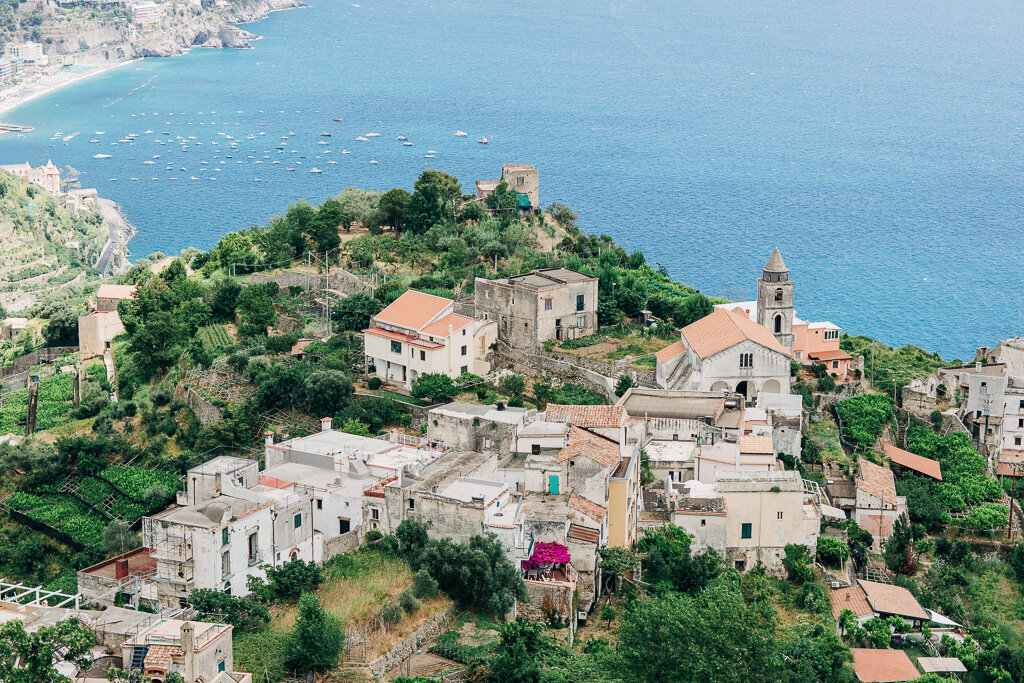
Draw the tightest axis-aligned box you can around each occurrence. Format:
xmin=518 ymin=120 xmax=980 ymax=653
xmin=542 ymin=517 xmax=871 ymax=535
xmin=774 ymin=315 xmax=782 ymax=333
xmin=774 ymin=288 xmax=783 ymax=302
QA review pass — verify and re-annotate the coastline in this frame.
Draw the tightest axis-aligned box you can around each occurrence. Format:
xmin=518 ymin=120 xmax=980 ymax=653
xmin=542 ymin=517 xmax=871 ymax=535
xmin=0 ymin=59 xmax=141 ymax=119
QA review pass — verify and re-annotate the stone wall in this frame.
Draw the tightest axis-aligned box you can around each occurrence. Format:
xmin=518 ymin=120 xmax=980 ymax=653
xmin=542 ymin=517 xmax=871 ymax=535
xmin=248 ymin=267 xmax=367 ymax=296
xmin=366 ymin=603 xmax=457 ymax=676
xmin=185 ymin=388 xmax=223 ymax=427
xmin=323 ymin=530 xmax=360 ymax=560
xmin=518 ymin=579 xmax=576 ymax=642
xmin=495 ymin=343 xmax=617 ymax=402
xmin=0 ymin=346 xmax=78 ymax=378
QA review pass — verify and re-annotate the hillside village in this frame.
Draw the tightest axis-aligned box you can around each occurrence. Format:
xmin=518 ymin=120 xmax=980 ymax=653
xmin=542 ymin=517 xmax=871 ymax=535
xmin=1 ymin=164 xmax=1023 ymax=682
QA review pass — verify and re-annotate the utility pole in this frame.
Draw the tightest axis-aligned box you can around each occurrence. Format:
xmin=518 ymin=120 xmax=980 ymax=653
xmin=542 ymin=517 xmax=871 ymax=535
xmin=1008 ymin=463 xmax=1020 ymax=541
xmin=870 ymin=343 xmax=875 ymax=388
xmin=306 ymin=251 xmax=310 ymax=291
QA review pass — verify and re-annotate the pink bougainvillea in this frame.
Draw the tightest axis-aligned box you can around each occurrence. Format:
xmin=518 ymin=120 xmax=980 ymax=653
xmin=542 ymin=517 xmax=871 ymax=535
xmin=521 ymin=542 xmax=571 ymax=571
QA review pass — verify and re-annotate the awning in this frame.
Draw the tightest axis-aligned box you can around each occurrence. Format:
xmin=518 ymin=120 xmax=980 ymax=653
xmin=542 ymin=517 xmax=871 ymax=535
xmin=926 ymin=609 xmax=962 ymax=628
xmin=820 ymin=504 xmax=846 ymax=520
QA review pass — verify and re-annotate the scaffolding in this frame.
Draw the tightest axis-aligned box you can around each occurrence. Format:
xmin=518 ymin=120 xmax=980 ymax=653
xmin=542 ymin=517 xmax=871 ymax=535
xmin=143 ymin=518 xmax=196 ymax=604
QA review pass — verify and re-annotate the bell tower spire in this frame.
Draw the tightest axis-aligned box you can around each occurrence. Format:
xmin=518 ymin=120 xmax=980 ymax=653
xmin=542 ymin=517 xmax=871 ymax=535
xmin=757 ymin=249 xmax=794 ymax=350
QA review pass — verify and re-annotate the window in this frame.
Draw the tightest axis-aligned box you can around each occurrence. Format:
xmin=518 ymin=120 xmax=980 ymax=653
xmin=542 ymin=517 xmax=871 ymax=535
xmin=577 ymin=316 xmax=586 ymax=328
xmin=700 ymin=519 xmax=706 ymax=527
xmin=420 ymin=350 xmax=425 ymax=361
xmin=461 ymin=365 xmax=468 ymax=374
xmin=774 ymin=315 xmax=782 ymax=333
xmin=669 ymin=471 xmax=675 ymax=481
xmin=576 ymin=294 xmax=585 ymax=312
xmin=774 ymin=288 xmax=783 ymax=302
xmin=825 ymin=329 xmax=839 ymax=340
xmin=390 ymin=340 xmax=401 ymax=354
xmin=221 ymin=551 xmax=230 ymax=576
xmin=293 ymin=513 xmax=302 ymax=528
xmin=462 ymin=328 xmax=466 ymax=335
xmin=739 ymin=353 xmax=753 ymax=369
xmin=461 ymin=345 xmax=467 ymax=356
xmin=247 ymin=532 xmax=258 ymax=564
xmin=795 ymin=351 xmax=802 ymax=360
xmin=339 ymin=518 xmax=350 ymax=534
xmin=408 ymin=498 xmax=415 ymax=510
xmin=219 ymin=659 xmax=226 ymax=673
xmin=832 ymin=360 xmax=839 ymax=369
xmin=1016 ymin=437 xmax=1022 ymax=446
xmin=544 ymin=298 xmax=553 ymax=311
xmin=1019 ymin=400 xmax=1024 ymax=410
xmin=734 ymin=560 xmax=746 ymax=571
xmin=371 ymin=508 xmax=380 ymax=521
xmin=1019 ymin=418 xmax=1023 ymax=428
xmin=532 ymin=444 xmax=541 ymax=455
xmin=777 ymin=511 xmax=783 ymax=520
xmin=222 ymin=528 xmax=229 ymax=546
xmin=672 ymin=433 xmax=679 ymax=441
xmin=741 ymin=523 xmax=752 ymax=539
xmin=316 ymin=499 xmax=323 ymax=510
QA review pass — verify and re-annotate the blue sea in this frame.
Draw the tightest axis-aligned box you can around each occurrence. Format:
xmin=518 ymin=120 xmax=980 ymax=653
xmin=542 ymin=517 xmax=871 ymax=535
xmin=2 ymin=0 xmax=1023 ymax=360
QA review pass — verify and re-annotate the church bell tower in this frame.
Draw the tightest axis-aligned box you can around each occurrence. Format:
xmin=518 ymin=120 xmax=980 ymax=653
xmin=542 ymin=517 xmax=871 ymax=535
xmin=757 ymin=248 xmax=794 ymax=351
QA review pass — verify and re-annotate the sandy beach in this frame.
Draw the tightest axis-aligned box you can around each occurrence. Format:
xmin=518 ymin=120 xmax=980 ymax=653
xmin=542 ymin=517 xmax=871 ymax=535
xmin=0 ymin=59 xmax=141 ymax=120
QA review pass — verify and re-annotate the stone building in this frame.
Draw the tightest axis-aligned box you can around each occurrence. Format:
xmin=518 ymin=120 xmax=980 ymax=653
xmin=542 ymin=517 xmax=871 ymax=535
xmin=96 ymin=284 xmax=137 ymax=312
xmin=474 ymin=268 xmax=599 ymax=349
xmin=426 ymin=401 xmax=530 ymax=456
xmin=757 ymin=248 xmax=795 ymax=350
xmin=142 ymin=456 xmax=318 ymax=608
xmin=616 ymin=387 xmax=745 ymax=443
xmin=639 ymin=478 xmax=727 ymax=555
xmin=475 ymin=164 xmax=539 ymax=210
xmin=122 ymin=618 xmax=241 ymax=683
xmin=0 ymin=159 xmax=60 ymax=194
xmin=78 ymin=310 xmax=124 ymax=356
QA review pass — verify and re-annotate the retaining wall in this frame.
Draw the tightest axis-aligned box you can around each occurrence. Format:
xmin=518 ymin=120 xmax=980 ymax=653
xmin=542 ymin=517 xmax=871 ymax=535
xmin=368 ymin=603 xmax=457 ymax=676
xmin=323 ymin=530 xmax=360 ymax=560
xmin=185 ymin=388 xmax=223 ymax=427
xmin=495 ymin=344 xmax=617 ymax=402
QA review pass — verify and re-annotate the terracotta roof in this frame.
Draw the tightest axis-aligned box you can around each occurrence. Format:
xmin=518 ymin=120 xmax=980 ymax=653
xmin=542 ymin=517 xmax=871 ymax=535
xmin=858 ymin=579 xmax=929 ymax=620
xmin=96 ymin=283 xmax=137 ymax=300
xmin=568 ymin=523 xmax=600 ymax=543
xmin=557 ymin=427 xmax=621 ymax=468
xmin=654 ymin=339 xmax=687 ymax=363
xmin=996 ymin=457 xmax=1024 ymax=477
xmin=373 ymin=290 xmax=453 ymax=331
xmin=850 ymin=649 xmax=920 ymax=682
xmin=882 ymin=443 xmax=942 ymax=481
xmin=830 ymin=584 xmax=874 ymax=620
xmin=144 ymin=644 xmax=180 ymax=670
xmin=569 ymin=493 xmax=607 ymax=523
xmin=421 ymin=313 xmax=472 ymax=338
xmin=739 ymin=436 xmax=774 ymax=454
xmin=856 ymin=458 xmax=897 ymax=502
xmin=809 ymin=349 xmax=853 ymax=362
xmin=680 ymin=308 xmax=791 ymax=359
xmin=546 ymin=404 xmax=624 ymax=429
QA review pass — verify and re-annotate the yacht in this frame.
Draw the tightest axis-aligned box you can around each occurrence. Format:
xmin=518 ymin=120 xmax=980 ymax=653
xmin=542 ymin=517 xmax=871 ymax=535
xmin=94 ymin=154 xmax=112 ymax=159
xmin=309 ymin=167 xmax=322 ymax=173
xmin=454 ymin=131 xmax=467 ymax=137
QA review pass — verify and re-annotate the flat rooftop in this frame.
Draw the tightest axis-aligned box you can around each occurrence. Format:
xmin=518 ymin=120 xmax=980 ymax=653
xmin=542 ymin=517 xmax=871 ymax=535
xmin=277 ymin=430 xmax=395 ymax=457
xmin=188 ymin=455 xmax=253 ymax=477
xmin=80 ymin=547 xmax=154 ymax=579
xmin=521 ymin=494 xmax=571 ymax=523
xmin=431 ymin=402 xmax=529 ymax=425
xmin=261 ymin=461 xmax=341 ymax=490
xmin=519 ymin=420 xmax=568 ymax=437
xmin=646 ymin=440 xmax=695 ymax=462
xmin=440 ymin=477 xmax=507 ymax=504
xmin=485 ymin=267 xmax=596 ymax=290
xmin=404 ymin=450 xmax=495 ymax=495
xmin=150 ymin=494 xmax=265 ymax=529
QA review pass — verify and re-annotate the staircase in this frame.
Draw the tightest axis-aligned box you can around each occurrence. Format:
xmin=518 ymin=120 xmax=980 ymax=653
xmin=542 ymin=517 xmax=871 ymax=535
xmin=129 ymin=645 xmax=147 ymax=670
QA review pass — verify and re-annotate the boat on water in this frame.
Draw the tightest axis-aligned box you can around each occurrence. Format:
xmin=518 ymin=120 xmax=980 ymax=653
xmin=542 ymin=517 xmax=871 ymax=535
xmin=95 ymin=131 xmax=105 ymax=135
xmin=90 ymin=139 xmax=100 ymax=143
xmin=369 ymin=160 xmax=378 ymax=164
xmin=144 ymin=130 xmax=154 ymax=134
xmin=427 ymin=150 xmax=437 ymax=154
xmin=478 ymin=137 xmax=489 ymax=144
xmin=328 ymin=160 xmax=338 ymax=164
xmin=366 ymin=132 xmax=380 ymax=137
xmin=143 ymin=160 xmax=155 ymax=165
xmin=321 ymin=132 xmax=331 ymax=137
xmin=254 ymin=178 xmax=262 ymax=182
xmin=318 ymin=140 xmax=329 ymax=145
xmin=94 ymin=154 xmax=112 ymax=159
xmin=403 ymin=142 xmax=413 ymax=146
xmin=108 ymin=178 xmax=117 ymax=181
xmin=397 ymin=136 xmax=407 ymax=141
xmin=455 ymin=131 xmax=467 ymax=137
xmin=356 ymin=136 xmax=368 ymax=142
xmin=332 ymin=117 xmax=343 ymax=121
xmin=424 ymin=154 xmax=435 ymax=158
xmin=309 ymin=168 xmax=322 ymax=173
xmin=342 ymin=150 xmax=350 ymax=154
xmin=286 ymin=168 xmax=295 ymax=171
xmin=190 ymin=176 xmax=198 ymax=180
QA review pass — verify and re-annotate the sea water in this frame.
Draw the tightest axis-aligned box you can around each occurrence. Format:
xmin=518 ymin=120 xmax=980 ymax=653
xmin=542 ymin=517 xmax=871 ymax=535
xmin=2 ymin=0 xmax=1023 ymax=359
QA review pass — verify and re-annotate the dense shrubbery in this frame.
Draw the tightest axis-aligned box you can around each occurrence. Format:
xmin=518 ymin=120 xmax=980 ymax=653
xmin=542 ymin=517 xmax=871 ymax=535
xmin=835 ymin=394 xmax=894 ymax=450
xmin=904 ymin=425 xmax=1001 ymax=512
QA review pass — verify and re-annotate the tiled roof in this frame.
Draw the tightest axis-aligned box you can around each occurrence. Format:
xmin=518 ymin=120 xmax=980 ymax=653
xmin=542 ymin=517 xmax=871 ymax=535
xmin=829 ymin=584 xmax=874 ymax=620
xmin=97 ymin=283 xmax=137 ymax=300
xmin=850 ymin=648 xmax=920 ymax=682
xmin=422 ymin=313 xmax=472 ymax=338
xmin=808 ymin=349 xmax=852 ymax=362
xmin=996 ymin=453 xmax=1024 ymax=477
xmin=856 ymin=458 xmax=896 ymax=502
xmin=569 ymin=493 xmax=607 ymax=523
xmin=654 ymin=339 xmax=687 ymax=363
xmin=362 ymin=326 xmax=444 ymax=350
xmin=144 ymin=644 xmax=181 ymax=670
xmin=373 ymin=290 xmax=453 ymax=331
xmin=739 ymin=436 xmax=774 ymax=454
xmin=568 ymin=523 xmax=601 ymax=543
xmin=882 ymin=443 xmax=942 ymax=481
xmin=681 ymin=308 xmax=791 ymax=359
xmin=858 ymin=579 xmax=929 ymax=620
xmin=557 ymin=427 xmax=620 ymax=468
xmin=545 ymin=404 xmax=624 ymax=428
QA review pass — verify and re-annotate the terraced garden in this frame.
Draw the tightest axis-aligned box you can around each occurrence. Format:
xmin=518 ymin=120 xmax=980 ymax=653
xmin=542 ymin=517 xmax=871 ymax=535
xmin=5 ymin=465 xmax=181 ymax=549
xmin=0 ymin=372 xmax=76 ymax=436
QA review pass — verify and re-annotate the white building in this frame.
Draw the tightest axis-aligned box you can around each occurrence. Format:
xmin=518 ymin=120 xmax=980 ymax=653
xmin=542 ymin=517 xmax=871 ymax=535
xmin=0 ymin=159 xmax=61 ymax=195
xmin=363 ymin=290 xmax=496 ymax=389
xmin=142 ymin=457 xmax=318 ymax=608
xmin=3 ymin=41 xmax=46 ymax=64
xmin=262 ymin=419 xmax=450 ymax=543
xmin=131 ymin=1 xmax=164 ymax=25
xmin=655 ymin=307 xmax=792 ymax=401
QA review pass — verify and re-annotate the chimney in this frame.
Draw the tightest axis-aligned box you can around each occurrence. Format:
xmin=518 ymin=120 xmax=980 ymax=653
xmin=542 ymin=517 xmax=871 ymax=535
xmin=321 ymin=417 xmax=333 ymax=432
xmin=181 ymin=621 xmax=196 ymax=683
xmin=976 ymin=362 xmax=982 ymax=372
xmin=497 ymin=400 xmax=506 ymax=411
xmin=114 ymin=558 xmax=129 ymax=580
xmin=264 ymin=431 xmax=274 ymax=446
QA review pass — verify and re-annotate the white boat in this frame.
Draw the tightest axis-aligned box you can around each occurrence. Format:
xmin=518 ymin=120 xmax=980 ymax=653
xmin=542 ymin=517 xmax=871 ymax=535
xmin=478 ymin=137 xmax=489 ymax=144
xmin=309 ymin=167 xmax=322 ymax=173
xmin=190 ymin=176 xmax=199 ymax=180
xmin=143 ymin=160 xmax=155 ymax=164
xmin=356 ymin=136 xmax=368 ymax=141
xmin=369 ymin=160 xmax=378 ymax=164
xmin=328 ymin=160 xmax=338 ymax=164
xmin=403 ymin=142 xmax=413 ymax=146
xmin=253 ymin=178 xmax=262 ymax=182
xmin=144 ymin=129 xmax=154 ymax=134
xmin=342 ymin=150 xmax=350 ymax=154
xmin=108 ymin=178 xmax=117 ymax=181
xmin=397 ymin=136 xmax=407 ymax=140
xmin=94 ymin=154 xmax=112 ymax=159
xmin=366 ymin=132 xmax=380 ymax=137
xmin=318 ymin=140 xmax=329 ymax=145
xmin=90 ymin=139 xmax=100 ymax=143
xmin=424 ymin=154 xmax=435 ymax=158
xmin=454 ymin=131 xmax=467 ymax=137
xmin=95 ymin=131 xmax=105 ymax=135
xmin=427 ymin=150 xmax=437 ymax=154
xmin=169 ymin=177 xmax=178 ymax=180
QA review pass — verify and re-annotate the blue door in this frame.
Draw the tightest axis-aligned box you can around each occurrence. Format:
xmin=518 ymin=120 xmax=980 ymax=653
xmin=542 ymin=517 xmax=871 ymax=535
xmin=548 ymin=475 xmax=559 ymax=495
